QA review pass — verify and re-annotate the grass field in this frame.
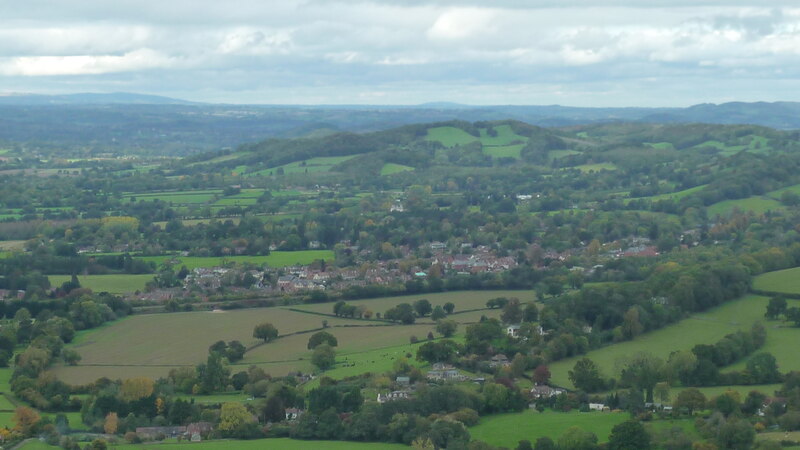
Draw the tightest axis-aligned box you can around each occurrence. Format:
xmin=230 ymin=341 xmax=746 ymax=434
xmin=571 ymin=163 xmax=617 ymax=172
xmin=644 ymin=142 xmax=676 ymax=150
xmin=478 ymin=125 xmax=527 ymax=146
xmin=425 ymin=126 xmax=479 ymax=147
xmin=247 ymin=156 xmax=358 ymax=176
xmin=484 ymin=144 xmax=525 ymax=159
xmin=767 ymin=183 xmax=800 ymax=199
xmin=123 ymin=190 xmax=222 ymax=204
xmin=549 ymin=295 xmax=773 ymax=387
xmin=290 ymin=290 xmax=537 ymax=320
xmin=0 ymin=240 xmax=25 ymax=251
xmin=548 ymin=150 xmax=581 ymax=160
xmin=635 ymin=185 xmax=708 ymax=202
xmin=109 ymin=437 xmax=406 ymax=449
xmin=753 ymin=267 xmax=800 ymax=294
xmin=470 ymin=410 xmax=627 ymax=447
xmin=138 ymin=250 xmax=334 ymax=270
xmin=707 ymin=196 xmax=785 ymax=217
xmin=380 ymin=163 xmax=414 ymax=175
xmin=47 ymin=274 xmax=154 ymax=294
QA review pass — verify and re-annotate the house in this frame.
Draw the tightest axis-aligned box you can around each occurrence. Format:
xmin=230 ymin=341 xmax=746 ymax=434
xmin=530 ymin=385 xmax=566 ymax=399
xmin=186 ymin=422 xmax=213 ymax=441
xmin=427 ymin=363 xmax=466 ymax=381
xmin=489 ymin=354 xmax=510 ymax=368
xmin=285 ymin=408 xmax=305 ymax=421
xmin=589 ymin=403 xmax=608 ymax=411
xmin=395 ymin=376 xmax=411 ymax=386
xmin=136 ymin=426 xmax=187 ymax=439
xmin=506 ymin=324 xmax=521 ymax=338
xmin=377 ymin=391 xmax=411 ymax=403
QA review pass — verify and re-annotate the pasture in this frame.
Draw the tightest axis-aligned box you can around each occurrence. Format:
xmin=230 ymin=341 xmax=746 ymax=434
xmin=549 ymin=295 xmax=773 ymax=387
xmin=484 ymin=144 xmax=524 ymax=159
xmin=123 ymin=190 xmax=222 ymax=204
xmin=109 ymin=437 xmax=406 ymax=449
xmin=137 ymin=250 xmax=334 ymax=269
xmin=478 ymin=124 xmax=527 ymax=146
xmin=634 ymin=184 xmax=708 ymax=202
xmin=548 ymin=149 xmax=581 ymax=160
xmin=380 ymin=163 xmax=414 ymax=175
xmin=47 ymin=274 xmax=154 ymax=294
xmin=767 ymin=183 xmax=800 ymax=199
xmin=425 ymin=126 xmax=478 ymax=147
xmin=469 ymin=410 xmax=627 ymax=447
xmin=753 ymin=267 xmax=800 ymax=294
xmin=707 ymin=196 xmax=785 ymax=217
xmin=291 ymin=290 xmax=537 ymax=319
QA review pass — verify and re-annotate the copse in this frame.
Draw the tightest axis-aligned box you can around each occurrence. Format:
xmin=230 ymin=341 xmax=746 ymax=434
xmin=307 ymin=331 xmax=338 ymax=349
xmin=253 ymin=322 xmax=278 ymax=343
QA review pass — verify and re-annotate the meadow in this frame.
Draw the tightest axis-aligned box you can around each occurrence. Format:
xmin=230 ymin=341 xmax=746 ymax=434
xmin=548 ymin=295 xmax=777 ymax=387
xmin=706 ymin=196 xmax=785 ymax=217
xmin=247 ymin=156 xmax=357 ymax=176
xmin=47 ymin=274 xmax=154 ymax=294
xmin=753 ymin=267 xmax=800 ymax=294
xmin=425 ymin=126 xmax=478 ymax=147
xmin=137 ymin=250 xmax=334 ymax=269
xmin=380 ymin=163 xmax=414 ymax=175
xmin=469 ymin=410 xmax=627 ymax=447
xmin=122 ymin=190 xmax=223 ymax=204
xmin=108 ymin=438 xmax=406 ymax=450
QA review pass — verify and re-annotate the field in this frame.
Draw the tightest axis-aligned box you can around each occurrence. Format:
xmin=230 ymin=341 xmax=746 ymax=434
xmin=47 ymin=274 xmax=154 ymax=294
xmin=0 ymin=240 xmax=25 ymax=251
xmin=470 ymin=410 xmax=627 ymax=447
xmin=425 ymin=126 xmax=478 ymax=147
xmin=380 ymin=163 xmax=414 ymax=175
xmin=107 ymin=437 xmax=406 ymax=449
xmin=753 ymin=267 xmax=800 ymax=294
xmin=123 ymin=190 xmax=223 ymax=204
xmin=484 ymin=144 xmax=525 ymax=159
xmin=707 ymin=196 xmax=785 ymax=217
xmin=549 ymin=295 xmax=781 ymax=387
xmin=548 ymin=149 xmax=581 ymax=160
xmin=291 ymin=289 xmax=536 ymax=320
xmin=571 ymin=163 xmax=617 ymax=172
xmin=633 ymin=185 xmax=708 ymax=202
xmin=138 ymin=250 xmax=334 ymax=269
xmin=247 ymin=156 xmax=357 ymax=176
xmin=478 ymin=125 xmax=527 ymax=146
xmin=767 ymin=183 xmax=800 ymax=199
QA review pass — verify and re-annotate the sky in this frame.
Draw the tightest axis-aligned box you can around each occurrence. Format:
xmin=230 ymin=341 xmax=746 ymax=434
xmin=1 ymin=0 xmax=799 ymax=106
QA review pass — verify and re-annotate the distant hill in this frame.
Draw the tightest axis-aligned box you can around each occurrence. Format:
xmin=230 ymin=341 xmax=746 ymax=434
xmin=0 ymin=92 xmax=196 ymax=105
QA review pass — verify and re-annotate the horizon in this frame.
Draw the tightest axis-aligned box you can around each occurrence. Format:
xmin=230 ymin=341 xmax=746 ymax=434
xmin=2 ymin=1 xmax=799 ymax=107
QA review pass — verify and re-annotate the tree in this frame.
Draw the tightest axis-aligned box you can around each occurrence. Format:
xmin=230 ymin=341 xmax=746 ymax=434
xmin=253 ymin=322 xmax=278 ymax=343
xmin=619 ymin=352 xmax=665 ymax=402
xmin=386 ymin=303 xmax=416 ymax=324
xmin=431 ymin=305 xmax=446 ymax=321
xmin=674 ymin=388 xmax=706 ymax=414
xmin=533 ymin=365 xmax=551 ymax=385
xmin=13 ymin=406 xmax=40 ymax=436
xmin=416 ymin=340 xmax=460 ymax=364
xmin=533 ymin=437 xmax=556 ymax=450
xmin=436 ymin=319 xmax=458 ymax=338
xmin=557 ymin=426 xmax=598 ymax=450
xmin=104 ymin=412 xmax=119 ymax=435
xmin=746 ymin=352 xmax=781 ymax=384
xmin=312 ymin=344 xmax=336 ymax=370
xmin=620 ymin=307 xmax=644 ymax=340
xmin=788 ymin=307 xmax=800 ymax=326
xmin=501 ymin=298 xmax=523 ymax=324
xmin=516 ymin=439 xmax=533 ymax=450
xmin=307 ymin=331 xmax=338 ymax=349
xmin=428 ymin=418 xmax=470 ymax=450
xmin=717 ymin=418 xmax=755 ymax=450
xmin=414 ymin=299 xmax=433 ymax=317
xmin=218 ymin=402 xmax=255 ymax=433
xmin=765 ymin=296 xmax=787 ymax=320
xmin=523 ymin=302 xmax=539 ymax=323
xmin=608 ymin=420 xmax=650 ymax=450
xmin=120 ymin=377 xmax=155 ymax=402
xmin=569 ymin=358 xmax=605 ymax=393
xmin=443 ymin=302 xmax=455 ymax=314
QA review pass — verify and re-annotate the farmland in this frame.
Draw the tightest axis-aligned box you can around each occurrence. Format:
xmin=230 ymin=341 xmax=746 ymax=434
xmin=109 ymin=438 xmax=407 ymax=450
xmin=470 ymin=410 xmax=627 ymax=448
xmin=707 ymin=196 xmax=785 ymax=217
xmin=549 ymin=295 xmax=779 ymax=387
xmin=137 ymin=250 xmax=334 ymax=269
xmin=753 ymin=267 xmax=800 ymax=294
xmin=425 ymin=126 xmax=478 ymax=147
xmin=47 ymin=274 xmax=154 ymax=293
xmin=380 ymin=163 xmax=414 ymax=175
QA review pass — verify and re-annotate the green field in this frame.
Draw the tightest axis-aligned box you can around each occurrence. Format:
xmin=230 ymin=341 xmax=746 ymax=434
xmin=470 ymin=410 xmax=627 ymax=447
xmin=138 ymin=250 xmax=334 ymax=270
xmin=549 ymin=295 xmax=775 ymax=387
xmin=767 ymin=183 xmax=800 ymax=199
xmin=478 ymin=125 xmax=527 ymax=146
xmin=247 ymin=156 xmax=358 ymax=176
xmin=380 ymin=163 xmax=414 ymax=175
xmin=707 ymin=196 xmax=785 ymax=217
xmin=123 ymin=190 xmax=222 ymax=204
xmin=425 ymin=126 xmax=478 ymax=147
xmin=47 ymin=274 xmax=154 ymax=294
xmin=484 ymin=144 xmax=525 ymax=159
xmin=109 ymin=437 xmax=406 ymax=449
xmin=636 ymin=185 xmax=708 ymax=202
xmin=548 ymin=149 xmax=581 ymax=160
xmin=291 ymin=290 xmax=535 ymax=320
xmin=571 ymin=163 xmax=617 ymax=172
xmin=644 ymin=142 xmax=676 ymax=150
xmin=753 ymin=267 xmax=800 ymax=294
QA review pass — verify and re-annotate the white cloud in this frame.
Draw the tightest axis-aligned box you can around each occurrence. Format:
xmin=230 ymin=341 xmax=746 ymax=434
xmin=0 ymin=49 xmax=177 ymax=76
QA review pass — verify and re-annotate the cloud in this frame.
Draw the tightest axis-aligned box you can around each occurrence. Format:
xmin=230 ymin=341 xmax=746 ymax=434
xmin=1 ymin=1 xmax=800 ymax=105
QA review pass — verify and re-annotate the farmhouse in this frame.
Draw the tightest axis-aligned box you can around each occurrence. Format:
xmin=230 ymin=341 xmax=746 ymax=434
xmin=506 ymin=324 xmax=521 ymax=338
xmin=427 ymin=363 xmax=466 ymax=381
xmin=285 ymin=408 xmax=305 ymax=421
xmin=489 ymin=354 xmax=510 ymax=368
xmin=377 ymin=390 xmax=412 ymax=403
xmin=136 ymin=426 xmax=187 ymax=439
xmin=530 ymin=385 xmax=566 ymax=399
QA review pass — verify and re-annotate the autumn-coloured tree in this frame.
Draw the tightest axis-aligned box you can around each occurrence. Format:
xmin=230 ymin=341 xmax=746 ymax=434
xmin=104 ymin=412 xmax=119 ymax=434
xmin=120 ymin=377 xmax=155 ymax=402
xmin=13 ymin=406 xmax=40 ymax=436
xmin=533 ymin=365 xmax=551 ymax=385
